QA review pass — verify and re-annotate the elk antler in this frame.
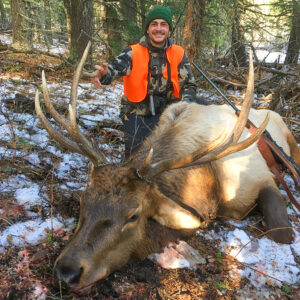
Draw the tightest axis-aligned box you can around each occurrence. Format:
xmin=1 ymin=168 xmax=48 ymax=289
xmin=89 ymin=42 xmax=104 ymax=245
xmin=139 ymin=49 xmax=270 ymax=180
xmin=35 ymin=41 xmax=107 ymax=166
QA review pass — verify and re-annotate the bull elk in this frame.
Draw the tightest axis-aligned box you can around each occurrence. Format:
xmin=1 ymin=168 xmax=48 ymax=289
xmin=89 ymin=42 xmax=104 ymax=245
xmin=35 ymin=42 xmax=299 ymax=294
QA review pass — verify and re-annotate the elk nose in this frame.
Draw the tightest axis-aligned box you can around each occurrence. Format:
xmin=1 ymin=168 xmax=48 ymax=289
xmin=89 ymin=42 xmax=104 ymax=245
xmin=56 ymin=257 xmax=83 ymax=285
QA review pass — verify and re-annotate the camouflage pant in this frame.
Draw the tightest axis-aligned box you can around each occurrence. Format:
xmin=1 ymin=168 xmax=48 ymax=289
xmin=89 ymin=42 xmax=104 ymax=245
xmin=122 ymin=114 xmax=160 ymax=159
xmin=120 ymin=94 xmax=179 ymax=158
xmin=119 ymin=94 xmax=178 ymax=119
xmin=120 ymin=96 xmax=208 ymax=158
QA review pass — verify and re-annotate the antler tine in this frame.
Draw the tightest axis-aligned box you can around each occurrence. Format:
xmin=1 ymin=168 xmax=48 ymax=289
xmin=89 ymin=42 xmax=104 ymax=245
xmin=68 ymin=104 xmax=107 ymax=165
xmin=67 ymin=41 xmax=107 ymax=165
xmin=214 ymin=48 xmax=254 ymax=149
xmin=229 ymin=48 xmax=254 ymax=144
xmin=34 ymin=90 xmax=85 ymax=155
xmin=192 ymin=49 xmax=255 ymax=164
xmin=189 ymin=112 xmax=269 ymax=165
xmin=138 ymin=148 xmax=154 ymax=178
xmin=70 ymin=41 xmax=91 ymax=107
xmin=42 ymin=70 xmax=71 ymax=132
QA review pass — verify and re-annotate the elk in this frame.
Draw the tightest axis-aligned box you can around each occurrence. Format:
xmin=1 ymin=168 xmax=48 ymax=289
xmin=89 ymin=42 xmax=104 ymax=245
xmin=35 ymin=43 xmax=299 ymax=294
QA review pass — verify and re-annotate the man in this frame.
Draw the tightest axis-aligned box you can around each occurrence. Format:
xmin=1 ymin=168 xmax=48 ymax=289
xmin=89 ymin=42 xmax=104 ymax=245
xmin=93 ymin=6 xmax=198 ymax=158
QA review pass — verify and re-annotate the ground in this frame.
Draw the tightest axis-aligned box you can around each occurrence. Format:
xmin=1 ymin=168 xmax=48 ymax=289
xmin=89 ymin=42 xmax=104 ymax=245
xmin=0 ymin=35 xmax=299 ymax=299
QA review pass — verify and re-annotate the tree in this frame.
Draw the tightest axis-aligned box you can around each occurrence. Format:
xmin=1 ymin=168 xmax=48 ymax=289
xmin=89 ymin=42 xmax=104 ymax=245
xmin=284 ymin=0 xmax=300 ymax=64
xmin=102 ymin=0 xmax=123 ymax=56
xmin=11 ymin=0 xmax=33 ymax=51
xmin=63 ymin=0 xmax=71 ymax=44
xmin=139 ymin=0 xmax=147 ymax=30
xmin=0 ymin=0 xmax=9 ymax=29
xmin=120 ymin=0 xmax=140 ymax=45
xmin=231 ymin=0 xmax=246 ymax=67
xmin=183 ymin=0 xmax=206 ymax=62
xmin=66 ymin=0 xmax=93 ymax=63
xmin=43 ymin=0 xmax=52 ymax=46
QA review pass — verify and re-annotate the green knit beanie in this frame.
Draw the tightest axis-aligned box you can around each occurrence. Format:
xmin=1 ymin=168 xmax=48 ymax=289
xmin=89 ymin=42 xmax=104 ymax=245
xmin=145 ymin=6 xmax=172 ymax=32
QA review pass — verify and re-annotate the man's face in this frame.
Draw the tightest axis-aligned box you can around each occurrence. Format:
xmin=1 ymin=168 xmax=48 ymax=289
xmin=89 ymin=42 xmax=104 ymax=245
xmin=147 ymin=19 xmax=170 ymax=48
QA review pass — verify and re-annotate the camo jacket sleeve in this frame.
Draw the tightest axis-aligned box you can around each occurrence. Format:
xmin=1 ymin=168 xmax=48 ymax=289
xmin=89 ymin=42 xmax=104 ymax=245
xmin=178 ymin=53 xmax=197 ymax=102
xmin=100 ymin=47 xmax=132 ymax=85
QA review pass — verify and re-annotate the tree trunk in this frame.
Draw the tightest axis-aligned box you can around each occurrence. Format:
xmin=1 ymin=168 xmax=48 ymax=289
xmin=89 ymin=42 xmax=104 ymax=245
xmin=11 ymin=0 xmax=33 ymax=51
xmin=63 ymin=0 xmax=71 ymax=44
xmin=68 ymin=0 xmax=93 ymax=63
xmin=0 ymin=0 xmax=8 ymax=29
xmin=103 ymin=0 xmax=122 ymax=56
xmin=231 ymin=0 xmax=247 ymax=67
xmin=30 ymin=2 xmax=43 ymax=44
xmin=139 ymin=0 xmax=146 ymax=32
xmin=183 ymin=0 xmax=206 ymax=62
xmin=120 ymin=0 xmax=138 ymax=44
xmin=43 ymin=0 xmax=52 ymax=47
xmin=120 ymin=0 xmax=137 ymax=24
xmin=284 ymin=0 xmax=300 ymax=64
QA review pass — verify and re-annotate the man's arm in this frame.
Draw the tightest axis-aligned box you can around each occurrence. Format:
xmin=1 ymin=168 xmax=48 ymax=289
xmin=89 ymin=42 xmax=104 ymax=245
xmin=178 ymin=53 xmax=197 ymax=101
xmin=100 ymin=47 xmax=133 ymax=85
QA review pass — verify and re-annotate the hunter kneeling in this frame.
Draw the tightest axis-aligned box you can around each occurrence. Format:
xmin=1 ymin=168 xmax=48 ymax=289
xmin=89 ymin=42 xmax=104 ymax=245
xmin=93 ymin=6 xmax=203 ymax=158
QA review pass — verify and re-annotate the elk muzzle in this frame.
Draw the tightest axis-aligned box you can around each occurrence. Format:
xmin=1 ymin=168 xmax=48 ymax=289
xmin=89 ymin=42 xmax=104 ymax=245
xmin=55 ymin=254 xmax=109 ymax=293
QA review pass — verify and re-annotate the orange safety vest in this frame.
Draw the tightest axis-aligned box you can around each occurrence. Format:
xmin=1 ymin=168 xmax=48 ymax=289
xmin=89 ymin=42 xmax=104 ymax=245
xmin=123 ymin=43 xmax=185 ymax=103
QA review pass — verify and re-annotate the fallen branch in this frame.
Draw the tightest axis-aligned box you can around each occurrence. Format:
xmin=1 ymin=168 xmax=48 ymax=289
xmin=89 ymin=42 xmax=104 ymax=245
xmin=258 ymin=65 xmax=299 ymax=77
xmin=79 ymin=116 xmax=123 ymax=130
xmin=283 ymin=118 xmax=300 ymax=126
xmin=209 ymin=76 xmax=246 ymax=88
xmin=255 ymin=74 xmax=280 ymax=87
xmin=7 ymin=45 xmax=65 ymax=59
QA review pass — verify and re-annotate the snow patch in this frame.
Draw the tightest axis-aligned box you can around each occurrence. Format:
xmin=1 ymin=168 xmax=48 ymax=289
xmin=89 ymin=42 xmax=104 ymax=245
xmin=0 ymin=218 xmax=64 ymax=248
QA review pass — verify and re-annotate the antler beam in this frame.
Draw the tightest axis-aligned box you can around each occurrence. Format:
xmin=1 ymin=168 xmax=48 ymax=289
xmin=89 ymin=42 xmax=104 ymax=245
xmin=139 ymin=50 xmax=269 ymax=180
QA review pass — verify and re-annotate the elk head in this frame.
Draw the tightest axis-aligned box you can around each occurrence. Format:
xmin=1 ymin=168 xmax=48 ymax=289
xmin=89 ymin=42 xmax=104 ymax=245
xmin=35 ymin=43 xmax=268 ymax=293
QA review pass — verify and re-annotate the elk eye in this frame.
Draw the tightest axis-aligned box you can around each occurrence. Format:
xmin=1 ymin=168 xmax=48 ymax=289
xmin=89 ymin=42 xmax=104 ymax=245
xmin=127 ymin=213 xmax=139 ymax=223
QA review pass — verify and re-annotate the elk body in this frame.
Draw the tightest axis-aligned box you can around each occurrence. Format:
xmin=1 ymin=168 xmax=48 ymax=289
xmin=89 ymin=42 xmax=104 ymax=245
xmin=35 ymin=43 xmax=300 ymax=293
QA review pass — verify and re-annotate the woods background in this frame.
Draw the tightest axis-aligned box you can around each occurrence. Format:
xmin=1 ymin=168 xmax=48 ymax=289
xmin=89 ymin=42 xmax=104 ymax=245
xmin=0 ymin=0 xmax=299 ymax=66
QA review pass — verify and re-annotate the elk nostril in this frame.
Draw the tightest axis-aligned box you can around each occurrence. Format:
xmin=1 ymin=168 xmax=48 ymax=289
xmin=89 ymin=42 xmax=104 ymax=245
xmin=69 ymin=267 xmax=83 ymax=285
xmin=56 ymin=258 xmax=84 ymax=285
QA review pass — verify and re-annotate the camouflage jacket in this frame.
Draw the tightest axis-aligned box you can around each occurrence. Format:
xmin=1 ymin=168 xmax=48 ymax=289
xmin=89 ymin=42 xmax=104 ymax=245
xmin=100 ymin=35 xmax=197 ymax=117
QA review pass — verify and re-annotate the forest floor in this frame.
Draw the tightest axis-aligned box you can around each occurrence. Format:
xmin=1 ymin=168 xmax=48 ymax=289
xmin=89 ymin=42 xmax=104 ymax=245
xmin=0 ymin=34 xmax=300 ymax=300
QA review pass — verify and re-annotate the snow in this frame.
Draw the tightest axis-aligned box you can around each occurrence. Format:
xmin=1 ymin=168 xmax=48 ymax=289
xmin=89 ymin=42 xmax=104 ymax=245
xmin=255 ymin=50 xmax=286 ymax=64
xmin=0 ymin=34 xmax=12 ymax=44
xmin=0 ymin=33 xmax=68 ymax=56
xmin=0 ymin=218 xmax=65 ymax=249
xmin=54 ymin=152 xmax=88 ymax=179
xmin=221 ymin=229 xmax=300 ymax=287
xmin=15 ymin=183 xmax=43 ymax=207
xmin=149 ymin=241 xmax=207 ymax=269
xmin=0 ymin=174 xmax=30 ymax=193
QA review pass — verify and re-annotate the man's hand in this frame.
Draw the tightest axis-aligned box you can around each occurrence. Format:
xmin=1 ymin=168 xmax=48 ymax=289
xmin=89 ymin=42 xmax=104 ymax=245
xmin=93 ymin=63 xmax=108 ymax=88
